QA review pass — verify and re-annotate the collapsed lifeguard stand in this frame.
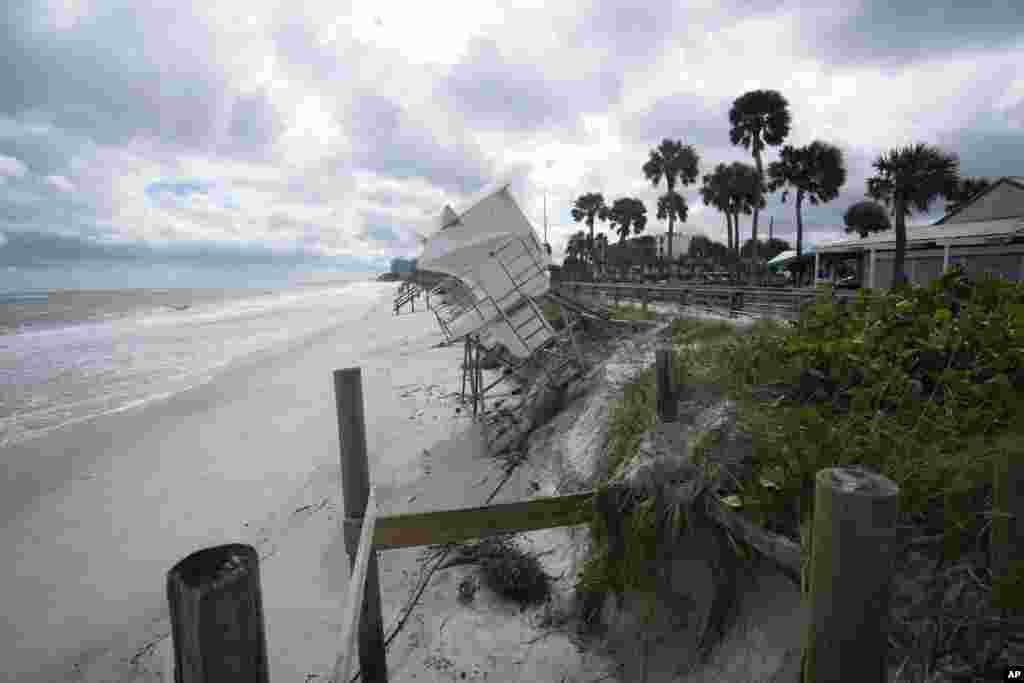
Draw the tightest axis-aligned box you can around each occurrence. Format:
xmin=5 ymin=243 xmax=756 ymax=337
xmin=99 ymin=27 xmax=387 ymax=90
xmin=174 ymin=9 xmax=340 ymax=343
xmin=405 ymin=186 xmax=590 ymax=416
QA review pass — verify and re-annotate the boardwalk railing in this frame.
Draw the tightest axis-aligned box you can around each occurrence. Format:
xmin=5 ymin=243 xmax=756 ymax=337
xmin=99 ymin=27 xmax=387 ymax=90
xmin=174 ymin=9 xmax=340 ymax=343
xmin=555 ymin=280 xmax=868 ymax=320
xmin=164 ymin=359 xmax=1020 ymax=683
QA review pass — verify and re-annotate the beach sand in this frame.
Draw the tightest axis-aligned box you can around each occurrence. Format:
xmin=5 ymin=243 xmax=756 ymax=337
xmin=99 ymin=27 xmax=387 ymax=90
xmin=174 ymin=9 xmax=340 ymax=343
xmin=1 ymin=284 xmax=618 ymax=683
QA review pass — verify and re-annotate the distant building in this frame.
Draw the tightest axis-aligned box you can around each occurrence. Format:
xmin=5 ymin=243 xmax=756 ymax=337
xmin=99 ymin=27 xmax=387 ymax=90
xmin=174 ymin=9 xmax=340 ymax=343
xmin=389 ymin=257 xmax=417 ymax=274
xmin=815 ymin=176 xmax=1024 ymax=289
xmin=649 ymin=231 xmax=692 ymax=260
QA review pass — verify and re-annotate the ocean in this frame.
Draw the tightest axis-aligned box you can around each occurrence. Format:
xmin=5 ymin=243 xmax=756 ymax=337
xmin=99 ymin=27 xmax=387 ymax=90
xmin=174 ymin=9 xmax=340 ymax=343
xmin=0 ymin=276 xmax=390 ymax=448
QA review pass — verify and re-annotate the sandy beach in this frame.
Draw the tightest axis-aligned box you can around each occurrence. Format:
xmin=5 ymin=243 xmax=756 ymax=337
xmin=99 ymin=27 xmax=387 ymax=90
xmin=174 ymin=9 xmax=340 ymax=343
xmin=0 ymin=284 xmax=502 ymax=682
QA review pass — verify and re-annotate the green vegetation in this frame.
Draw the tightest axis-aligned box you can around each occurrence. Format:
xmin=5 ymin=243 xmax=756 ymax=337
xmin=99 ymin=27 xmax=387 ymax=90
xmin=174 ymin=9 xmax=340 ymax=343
xmin=605 ymin=303 xmax=657 ymax=322
xmin=575 ymin=316 xmax=744 ymax=626
xmin=720 ymin=270 xmax=1024 ymax=552
xmin=575 ymin=267 xmax=1024 ymax=671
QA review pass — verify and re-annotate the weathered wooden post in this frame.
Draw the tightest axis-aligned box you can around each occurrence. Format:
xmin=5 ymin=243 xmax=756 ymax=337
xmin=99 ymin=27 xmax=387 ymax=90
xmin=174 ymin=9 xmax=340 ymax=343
xmin=803 ymin=467 xmax=900 ymax=683
xmin=166 ymin=543 xmax=270 ymax=683
xmin=656 ymin=348 xmax=676 ymax=422
xmin=992 ymin=447 xmax=1024 ymax=609
xmin=473 ymin=338 xmax=483 ymax=418
xmin=641 ymin=288 xmax=649 ymax=312
xmin=334 ymin=368 xmax=389 ymax=683
xmin=460 ymin=337 xmax=470 ymax=404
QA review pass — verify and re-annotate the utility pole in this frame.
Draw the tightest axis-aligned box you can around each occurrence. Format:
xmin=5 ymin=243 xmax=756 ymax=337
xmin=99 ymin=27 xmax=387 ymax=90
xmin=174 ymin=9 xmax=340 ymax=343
xmin=544 ymin=190 xmax=548 ymax=246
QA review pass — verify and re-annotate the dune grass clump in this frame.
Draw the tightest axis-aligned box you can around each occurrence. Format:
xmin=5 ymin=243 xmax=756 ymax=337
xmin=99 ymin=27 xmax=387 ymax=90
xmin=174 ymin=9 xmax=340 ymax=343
xmin=452 ymin=535 xmax=553 ymax=608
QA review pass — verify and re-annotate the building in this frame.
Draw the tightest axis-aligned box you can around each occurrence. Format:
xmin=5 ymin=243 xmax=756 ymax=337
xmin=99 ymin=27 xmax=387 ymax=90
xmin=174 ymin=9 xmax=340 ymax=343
xmin=813 ymin=177 xmax=1024 ymax=289
xmin=650 ymin=231 xmax=692 ymax=261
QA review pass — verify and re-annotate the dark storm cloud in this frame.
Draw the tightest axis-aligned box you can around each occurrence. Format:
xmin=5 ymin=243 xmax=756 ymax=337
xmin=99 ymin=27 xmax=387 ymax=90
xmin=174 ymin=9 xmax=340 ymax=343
xmin=438 ymin=38 xmax=580 ymax=133
xmin=620 ymin=92 xmax=733 ymax=149
xmin=0 ymin=119 xmax=94 ymax=178
xmin=0 ymin=229 xmax=384 ymax=269
xmin=437 ymin=37 xmax=625 ymax=139
xmin=565 ymin=0 xmax=687 ymax=65
xmin=0 ymin=0 xmax=280 ymax=158
xmin=803 ymin=0 xmax=1024 ymax=68
xmin=565 ymin=0 xmax=781 ymax=69
xmin=937 ymin=120 xmax=1024 ymax=180
xmin=348 ymin=94 xmax=493 ymax=195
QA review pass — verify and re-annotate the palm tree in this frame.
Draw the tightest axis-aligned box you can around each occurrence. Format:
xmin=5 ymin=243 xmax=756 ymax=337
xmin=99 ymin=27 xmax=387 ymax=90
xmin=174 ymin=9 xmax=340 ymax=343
xmin=866 ymin=143 xmax=959 ymax=288
xmin=565 ymin=230 xmax=587 ymax=269
xmin=606 ymin=197 xmax=649 ymax=244
xmin=595 ymin=233 xmax=609 ymax=278
xmin=700 ymin=164 xmax=735 ymax=255
xmin=843 ymin=201 xmax=891 ymax=238
xmin=570 ymin=193 xmax=608 ymax=275
xmin=767 ymin=140 xmax=847 ymax=284
xmin=729 ymin=90 xmax=792 ymax=264
xmin=642 ymin=139 xmax=700 ymax=265
xmin=943 ymin=176 xmax=993 ymax=216
xmin=723 ymin=162 xmax=765 ymax=268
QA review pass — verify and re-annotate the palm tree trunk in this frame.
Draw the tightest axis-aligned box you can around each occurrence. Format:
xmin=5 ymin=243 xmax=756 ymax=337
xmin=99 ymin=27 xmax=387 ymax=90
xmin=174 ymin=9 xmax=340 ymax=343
xmin=893 ymin=196 xmax=907 ymax=289
xmin=733 ymin=212 xmax=741 ymax=258
xmin=753 ymin=151 xmax=763 ymax=265
xmin=796 ymin=190 xmax=804 ymax=287
xmin=667 ymin=204 xmax=675 ymax=271
xmin=732 ymin=211 xmax=741 ymax=280
xmin=588 ymin=220 xmax=596 ymax=278
xmin=726 ymin=213 xmax=733 ymax=252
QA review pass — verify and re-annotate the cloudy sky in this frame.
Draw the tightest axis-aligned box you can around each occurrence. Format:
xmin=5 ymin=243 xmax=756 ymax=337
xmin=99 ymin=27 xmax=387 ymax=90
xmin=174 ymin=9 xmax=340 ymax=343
xmin=1 ymin=0 xmax=1022 ymax=289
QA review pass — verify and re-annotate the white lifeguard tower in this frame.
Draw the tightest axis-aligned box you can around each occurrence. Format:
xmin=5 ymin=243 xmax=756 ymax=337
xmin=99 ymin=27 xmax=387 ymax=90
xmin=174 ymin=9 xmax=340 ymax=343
xmin=406 ymin=185 xmax=589 ymax=415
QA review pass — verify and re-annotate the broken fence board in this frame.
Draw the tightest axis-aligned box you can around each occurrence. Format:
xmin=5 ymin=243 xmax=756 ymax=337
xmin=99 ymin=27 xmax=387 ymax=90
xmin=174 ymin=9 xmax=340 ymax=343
xmin=333 ymin=488 xmax=379 ymax=683
xmin=371 ymin=491 xmax=595 ymax=550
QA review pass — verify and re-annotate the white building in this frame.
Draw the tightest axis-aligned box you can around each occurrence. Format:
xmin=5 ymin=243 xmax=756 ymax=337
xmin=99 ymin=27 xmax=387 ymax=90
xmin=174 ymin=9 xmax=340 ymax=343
xmin=648 ymin=230 xmax=693 ymax=260
xmin=814 ymin=176 xmax=1024 ymax=289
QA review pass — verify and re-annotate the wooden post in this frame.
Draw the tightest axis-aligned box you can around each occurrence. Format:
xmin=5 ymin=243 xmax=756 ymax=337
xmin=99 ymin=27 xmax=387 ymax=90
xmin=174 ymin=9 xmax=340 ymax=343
xmin=460 ymin=337 xmax=469 ymax=404
xmin=656 ymin=348 xmax=675 ymax=422
xmin=992 ymin=448 xmax=1024 ymax=609
xmin=641 ymin=288 xmax=648 ymax=312
xmin=803 ymin=467 xmax=899 ymax=683
xmin=334 ymin=368 xmax=389 ymax=683
xmin=166 ymin=543 xmax=270 ymax=683
xmin=475 ymin=338 xmax=483 ymax=417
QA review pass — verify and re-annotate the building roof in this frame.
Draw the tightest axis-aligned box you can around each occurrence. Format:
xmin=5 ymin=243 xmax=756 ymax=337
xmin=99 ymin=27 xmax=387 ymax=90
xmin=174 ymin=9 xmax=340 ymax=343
xmin=934 ymin=176 xmax=1024 ymax=225
xmin=816 ymin=216 xmax=1024 ymax=254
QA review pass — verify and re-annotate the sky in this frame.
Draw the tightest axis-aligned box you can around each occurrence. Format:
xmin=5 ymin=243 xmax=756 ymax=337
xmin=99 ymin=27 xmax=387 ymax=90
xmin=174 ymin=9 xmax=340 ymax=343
xmin=0 ymin=0 xmax=1022 ymax=289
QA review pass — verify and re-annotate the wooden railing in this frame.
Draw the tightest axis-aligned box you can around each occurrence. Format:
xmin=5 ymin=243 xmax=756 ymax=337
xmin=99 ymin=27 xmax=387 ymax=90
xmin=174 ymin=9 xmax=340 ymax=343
xmin=554 ymin=280 xmax=861 ymax=320
xmin=393 ymin=282 xmax=423 ymax=314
